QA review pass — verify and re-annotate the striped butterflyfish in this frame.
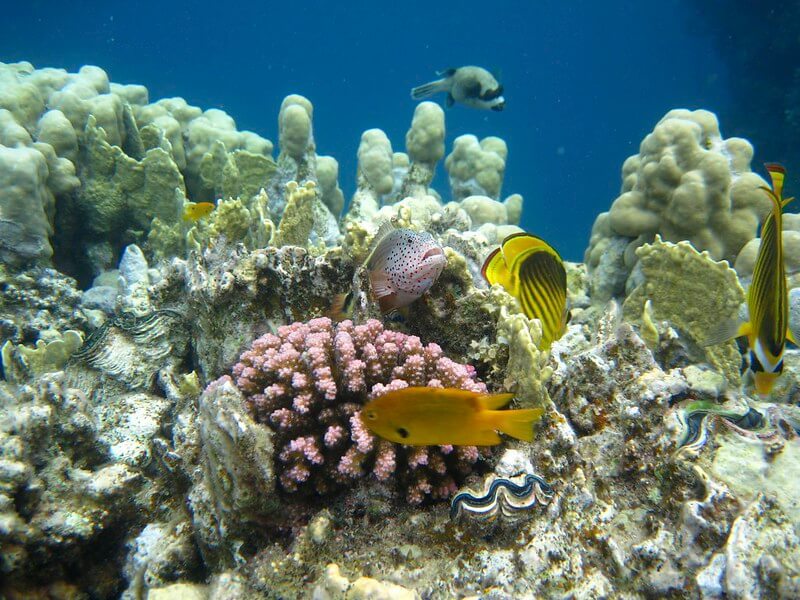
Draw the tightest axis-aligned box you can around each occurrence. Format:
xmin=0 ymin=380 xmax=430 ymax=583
xmin=481 ymin=232 xmax=570 ymax=350
xmin=704 ymin=163 xmax=796 ymax=395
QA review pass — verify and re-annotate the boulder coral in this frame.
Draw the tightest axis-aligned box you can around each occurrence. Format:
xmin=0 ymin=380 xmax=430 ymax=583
xmin=585 ymin=109 xmax=771 ymax=301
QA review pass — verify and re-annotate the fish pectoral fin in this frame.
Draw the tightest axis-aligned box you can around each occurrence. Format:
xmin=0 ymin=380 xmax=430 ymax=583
xmin=787 ymin=327 xmax=798 ymax=347
xmin=477 ymin=392 xmax=515 ymax=410
xmin=369 ymin=270 xmax=394 ymax=299
xmin=702 ymin=319 xmax=749 ymax=347
xmin=496 ymin=408 xmax=544 ymax=443
xmin=446 ymin=93 xmax=455 ymax=108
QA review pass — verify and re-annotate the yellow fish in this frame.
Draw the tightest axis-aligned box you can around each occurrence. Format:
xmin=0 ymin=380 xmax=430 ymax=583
xmin=182 ymin=201 xmax=216 ymax=222
xmin=361 ymin=386 xmax=543 ymax=446
xmin=705 ymin=163 xmax=795 ymax=395
xmin=481 ymin=232 xmax=569 ymax=350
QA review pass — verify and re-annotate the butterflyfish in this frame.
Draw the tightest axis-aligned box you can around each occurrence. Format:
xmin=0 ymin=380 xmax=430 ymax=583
xmin=411 ymin=66 xmax=505 ymax=111
xmin=481 ymin=232 xmax=570 ymax=350
xmin=331 ymin=220 xmax=447 ymax=319
xmin=182 ymin=201 xmax=216 ymax=222
xmin=361 ymin=386 xmax=543 ymax=446
xmin=704 ymin=163 xmax=795 ymax=395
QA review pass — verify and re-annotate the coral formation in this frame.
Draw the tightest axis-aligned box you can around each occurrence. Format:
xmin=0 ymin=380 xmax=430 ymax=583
xmin=4 ymin=57 xmax=800 ymax=599
xmin=585 ymin=109 xmax=771 ymax=301
xmin=622 ymin=236 xmax=745 ymax=386
xmin=230 ymin=317 xmax=486 ymax=503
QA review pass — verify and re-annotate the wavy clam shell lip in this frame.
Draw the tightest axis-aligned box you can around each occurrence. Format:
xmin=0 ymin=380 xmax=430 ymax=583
xmin=450 ymin=473 xmax=554 ymax=521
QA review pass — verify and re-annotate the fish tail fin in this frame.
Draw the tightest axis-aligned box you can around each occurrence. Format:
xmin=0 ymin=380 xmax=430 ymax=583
xmin=764 ymin=163 xmax=787 ymax=199
xmin=411 ymin=78 xmax=449 ymax=100
xmin=496 ymin=408 xmax=543 ymax=442
xmin=702 ymin=319 xmax=750 ymax=347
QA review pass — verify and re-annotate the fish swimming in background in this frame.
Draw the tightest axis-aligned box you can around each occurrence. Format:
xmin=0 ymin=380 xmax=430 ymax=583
xmin=361 ymin=386 xmax=543 ymax=446
xmin=182 ymin=201 xmax=216 ymax=222
xmin=332 ymin=220 xmax=447 ymax=318
xmin=411 ymin=66 xmax=505 ymax=111
xmin=704 ymin=164 xmax=795 ymax=395
xmin=481 ymin=232 xmax=570 ymax=350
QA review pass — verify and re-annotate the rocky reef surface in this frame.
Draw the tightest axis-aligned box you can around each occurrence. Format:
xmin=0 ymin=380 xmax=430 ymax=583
xmin=2 ymin=61 xmax=800 ymax=599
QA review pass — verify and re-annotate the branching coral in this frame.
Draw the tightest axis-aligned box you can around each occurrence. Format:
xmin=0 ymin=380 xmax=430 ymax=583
xmin=229 ymin=317 xmax=486 ymax=503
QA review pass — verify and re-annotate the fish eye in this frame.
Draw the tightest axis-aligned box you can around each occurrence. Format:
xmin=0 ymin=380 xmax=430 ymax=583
xmin=366 ymin=411 xmax=377 ymax=420
xmin=396 ymin=427 xmax=409 ymax=439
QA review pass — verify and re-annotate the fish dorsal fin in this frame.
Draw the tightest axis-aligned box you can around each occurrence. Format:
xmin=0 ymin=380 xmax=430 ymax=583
xmin=364 ymin=220 xmax=398 ymax=269
xmin=501 ymin=233 xmax=561 ymax=268
xmin=702 ymin=318 xmax=751 ymax=347
xmin=765 ymin=163 xmax=786 ymax=199
xmin=476 ymin=392 xmax=515 ymax=410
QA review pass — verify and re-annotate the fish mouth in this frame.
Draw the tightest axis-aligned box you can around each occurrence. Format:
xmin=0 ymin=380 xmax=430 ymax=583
xmin=491 ymin=100 xmax=505 ymax=112
xmin=422 ymin=247 xmax=445 ymax=261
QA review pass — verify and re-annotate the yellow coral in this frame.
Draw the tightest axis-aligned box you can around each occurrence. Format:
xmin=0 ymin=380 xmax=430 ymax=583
xmin=485 ymin=286 xmax=552 ymax=407
xmin=274 ymin=181 xmax=317 ymax=248
xmin=1 ymin=330 xmax=84 ymax=382
xmin=622 ymin=236 xmax=744 ymax=385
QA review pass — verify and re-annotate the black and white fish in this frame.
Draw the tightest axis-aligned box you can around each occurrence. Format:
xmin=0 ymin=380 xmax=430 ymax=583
xmin=411 ymin=66 xmax=505 ymax=111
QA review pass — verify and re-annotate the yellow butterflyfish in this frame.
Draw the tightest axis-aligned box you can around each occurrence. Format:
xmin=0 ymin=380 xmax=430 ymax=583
xmin=705 ymin=163 xmax=795 ymax=395
xmin=481 ymin=232 xmax=570 ymax=350
xmin=361 ymin=386 xmax=543 ymax=446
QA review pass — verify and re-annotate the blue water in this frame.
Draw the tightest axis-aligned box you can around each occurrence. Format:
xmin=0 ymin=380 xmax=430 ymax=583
xmin=2 ymin=0 xmax=730 ymax=261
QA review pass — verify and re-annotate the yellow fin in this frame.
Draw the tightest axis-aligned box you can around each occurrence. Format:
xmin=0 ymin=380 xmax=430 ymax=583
xmin=476 ymin=392 xmax=515 ymax=410
xmin=481 ymin=247 xmax=513 ymax=290
xmin=765 ymin=163 xmax=786 ymax=199
xmin=702 ymin=319 xmax=750 ymax=347
xmin=501 ymin=232 xmax=561 ymax=265
xmin=495 ymin=408 xmax=544 ymax=442
xmin=788 ymin=327 xmax=797 ymax=347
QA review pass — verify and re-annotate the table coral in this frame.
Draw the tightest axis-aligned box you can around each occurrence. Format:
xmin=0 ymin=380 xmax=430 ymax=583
xmin=228 ymin=317 xmax=487 ymax=503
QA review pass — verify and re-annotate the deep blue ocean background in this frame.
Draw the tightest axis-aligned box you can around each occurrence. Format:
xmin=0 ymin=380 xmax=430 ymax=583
xmin=0 ymin=0 xmax=750 ymax=261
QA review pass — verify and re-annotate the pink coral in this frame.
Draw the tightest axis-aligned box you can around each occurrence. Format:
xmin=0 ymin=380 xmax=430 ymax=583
xmin=228 ymin=317 xmax=486 ymax=503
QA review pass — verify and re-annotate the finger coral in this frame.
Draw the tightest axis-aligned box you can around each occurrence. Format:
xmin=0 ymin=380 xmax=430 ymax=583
xmin=230 ymin=317 xmax=487 ymax=503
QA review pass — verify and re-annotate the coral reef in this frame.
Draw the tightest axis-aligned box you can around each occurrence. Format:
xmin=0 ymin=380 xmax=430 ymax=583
xmin=585 ymin=109 xmax=770 ymax=301
xmin=4 ymin=57 xmax=800 ymax=599
xmin=230 ymin=317 xmax=486 ymax=503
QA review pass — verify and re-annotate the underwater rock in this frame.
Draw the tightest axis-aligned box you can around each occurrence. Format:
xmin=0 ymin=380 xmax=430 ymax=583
xmin=120 ymin=519 xmax=202 ymax=599
xmin=0 ymin=372 xmax=171 ymax=597
xmin=177 ymin=376 xmax=277 ymax=569
xmin=0 ymin=265 xmax=88 ymax=350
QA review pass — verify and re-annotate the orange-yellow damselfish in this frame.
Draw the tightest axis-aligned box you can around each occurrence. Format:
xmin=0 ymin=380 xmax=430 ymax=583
xmin=482 ymin=232 xmax=569 ymax=350
xmin=361 ymin=386 xmax=543 ymax=446
xmin=182 ymin=201 xmax=216 ymax=222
